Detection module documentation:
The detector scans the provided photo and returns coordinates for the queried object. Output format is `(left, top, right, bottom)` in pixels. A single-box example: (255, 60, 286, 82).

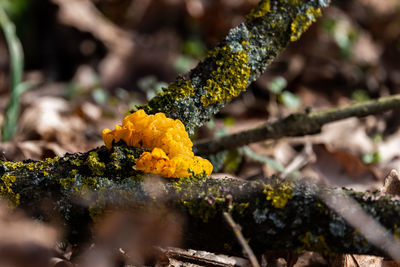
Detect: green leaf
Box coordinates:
(0, 5, 27, 141)
(224, 148, 243, 173)
(268, 76, 287, 94)
(279, 91, 301, 108)
(92, 88, 109, 105)
(223, 117, 235, 126)
(182, 37, 206, 58)
(243, 146, 284, 172)
(351, 89, 370, 103)
(362, 152, 381, 165)
(174, 55, 196, 73)
(137, 76, 167, 100)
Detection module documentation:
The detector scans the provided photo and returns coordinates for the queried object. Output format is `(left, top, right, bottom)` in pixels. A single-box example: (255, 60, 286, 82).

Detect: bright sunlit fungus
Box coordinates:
(102, 109, 213, 178)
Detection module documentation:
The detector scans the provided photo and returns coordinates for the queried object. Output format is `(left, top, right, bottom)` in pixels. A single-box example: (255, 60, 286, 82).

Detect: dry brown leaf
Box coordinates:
(381, 169, 400, 196)
(383, 260, 400, 267)
(332, 150, 377, 179)
(351, 31, 382, 66)
(0, 141, 26, 161)
(357, 0, 400, 15)
(351, 255, 385, 267)
(0, 140, 84, 162)
(158, 247, 250, 267)
(318, 118, 375, 156)
(76, 101, 103, 122)
(0, 203, 59, 267)
(378, 129, 400, 163)
(293, 251, 326, 267)
(49, 257, 74, 267)
(18, 96, 86, 145)
(79, 208, 184, 266)
(51, 0, 134, 55)
(310, 144, 379, 190)
(288, 117, 375, 158)
(330, 254, 384, 267)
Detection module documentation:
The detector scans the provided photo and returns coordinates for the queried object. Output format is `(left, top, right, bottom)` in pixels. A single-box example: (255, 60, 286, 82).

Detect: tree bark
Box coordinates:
(140, 0, 330, 134)
(1, 143, 400, 257)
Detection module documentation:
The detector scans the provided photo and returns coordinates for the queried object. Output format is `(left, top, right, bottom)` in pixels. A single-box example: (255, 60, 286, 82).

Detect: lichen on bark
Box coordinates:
(2, 151, 400, 257)
(140, 0, 330, 134)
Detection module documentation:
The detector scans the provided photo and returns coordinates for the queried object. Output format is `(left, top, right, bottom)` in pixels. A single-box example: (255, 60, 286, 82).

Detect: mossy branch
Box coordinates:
(1, 149, 400, 258)
(140, 0, 330, 134)
(194, 94, 400, 155)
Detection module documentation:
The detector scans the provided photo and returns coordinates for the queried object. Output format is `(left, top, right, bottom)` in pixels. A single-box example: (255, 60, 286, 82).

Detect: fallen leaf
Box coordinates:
(310, 144, 380, 190)
(380, 169, 400, 196)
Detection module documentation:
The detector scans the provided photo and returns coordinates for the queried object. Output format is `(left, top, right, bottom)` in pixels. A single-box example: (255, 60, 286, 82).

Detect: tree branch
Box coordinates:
(140, 0, 330, 134)
(1, 152, 400, 257)
(194, 94, 400, 155)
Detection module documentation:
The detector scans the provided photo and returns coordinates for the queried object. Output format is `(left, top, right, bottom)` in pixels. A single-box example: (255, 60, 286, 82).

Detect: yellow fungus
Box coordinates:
(102, 109, 213, 178)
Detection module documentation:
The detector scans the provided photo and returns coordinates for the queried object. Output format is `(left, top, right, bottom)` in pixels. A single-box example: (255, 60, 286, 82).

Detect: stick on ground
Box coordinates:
(194, 95, 400, 155)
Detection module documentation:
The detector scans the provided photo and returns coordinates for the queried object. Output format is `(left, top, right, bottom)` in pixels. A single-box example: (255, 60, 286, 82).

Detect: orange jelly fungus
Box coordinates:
(102, 109, 213, 178)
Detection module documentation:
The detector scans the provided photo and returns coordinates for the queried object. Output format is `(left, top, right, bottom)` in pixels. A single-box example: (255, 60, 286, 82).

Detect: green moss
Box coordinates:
(201, 45, 251, 106)
(70, 157, 82, 167)
(26, 162, 35, 171)
(44, 156, 59, 165)
(165, 78, 195, 101)
(246, 0, 270, 20)
(172, 175, 228, 222)
(82, 176, 98, 188)
(69, 169, 79, 176)
(263, 182, 293, 209)
(183, 199, 217, 223)
(290, 7, 322, 42)
(284, 0, 301, 6)
(127, 155, 136, 165)
(298, 232, 331, 255)
(233, 202, 249, 215)
(110, 152, 122, 170)
(2, 161, 24, 170)
(85, 152, 106, 176)
(60, 177, 77, 189)
(0, 173, 20, 207)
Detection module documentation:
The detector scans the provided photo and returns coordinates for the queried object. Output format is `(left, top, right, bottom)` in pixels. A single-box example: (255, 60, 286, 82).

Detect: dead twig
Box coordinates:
(223, 212, 260, 267)
(194, 94, 400, 155)
(51, 0, 134, 56)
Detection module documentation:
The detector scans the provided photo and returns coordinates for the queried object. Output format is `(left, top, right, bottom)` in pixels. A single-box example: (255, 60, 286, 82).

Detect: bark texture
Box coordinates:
(140, 0, 330, 134)
(1, 143, 400, 257)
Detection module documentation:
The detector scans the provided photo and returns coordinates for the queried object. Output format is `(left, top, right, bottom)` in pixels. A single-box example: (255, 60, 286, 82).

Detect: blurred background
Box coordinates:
(0, 0, 400, 189)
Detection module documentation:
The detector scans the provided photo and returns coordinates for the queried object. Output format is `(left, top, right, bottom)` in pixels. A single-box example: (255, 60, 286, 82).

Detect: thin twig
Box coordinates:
(280, 143, 314, 179)
(223, 212, 260, 267)
(194, 94, 400, 155)
(51, 0, 134, 55)
(350, 254, 361, 267)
